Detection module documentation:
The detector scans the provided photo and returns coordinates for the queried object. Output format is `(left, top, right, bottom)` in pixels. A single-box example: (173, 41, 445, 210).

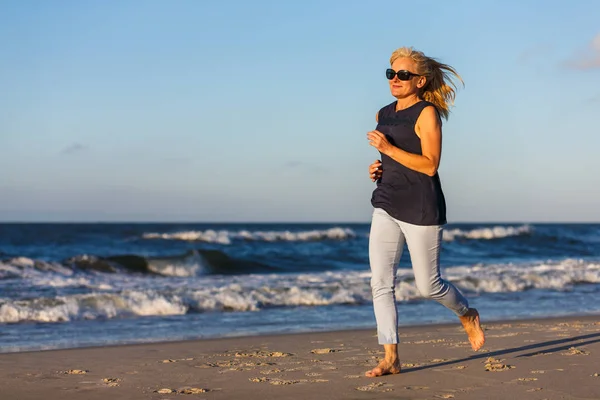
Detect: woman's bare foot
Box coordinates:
(459, 308, 485, 351)
(365, 359, 401, 377)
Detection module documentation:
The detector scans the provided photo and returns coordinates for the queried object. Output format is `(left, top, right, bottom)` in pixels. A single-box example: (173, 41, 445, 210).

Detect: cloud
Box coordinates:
(588, 94, 600, 103)
(60, 143, 87, 155)
(564, 33, 600, 70)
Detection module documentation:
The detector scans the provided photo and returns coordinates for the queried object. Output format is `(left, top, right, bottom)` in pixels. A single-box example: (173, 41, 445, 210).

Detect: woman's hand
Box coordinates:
(367, 130, 392, 155)
(369, 160, 382, 182)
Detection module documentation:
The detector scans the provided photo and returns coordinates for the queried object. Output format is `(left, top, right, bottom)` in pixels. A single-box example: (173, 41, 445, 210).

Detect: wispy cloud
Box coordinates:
(60, 143, 87, 155)
(588, 94, 600, 103)
(564, 33, 600, 70)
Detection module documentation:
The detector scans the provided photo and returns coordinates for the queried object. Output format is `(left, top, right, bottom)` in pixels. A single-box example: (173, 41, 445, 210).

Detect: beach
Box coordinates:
(2, 315, 599, 400)
(2, 223, 599, 398)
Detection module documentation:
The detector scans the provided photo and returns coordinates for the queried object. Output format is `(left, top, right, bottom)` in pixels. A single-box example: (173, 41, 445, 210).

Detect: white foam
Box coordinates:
(0, 260, 69, 280)
(143, 230, 232, 244)
(0, 291, 187, 323)
(146, 252, 207, 277)
(9, 257, 36, 268)
(32, 276, 113, 290)
(1, 258, 599, 324)
(443, 225, 531, 241)
(142, 227, 356, 244)
(0, 259, 110, 289)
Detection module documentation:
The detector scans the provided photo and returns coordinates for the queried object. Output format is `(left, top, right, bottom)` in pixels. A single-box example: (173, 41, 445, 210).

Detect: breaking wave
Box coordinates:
(443, 225, 532, 241)
(0, 250, 278, 280)
(141, 225, 532, 245)
(1, 258, 598, 324)
(142, 227, 356, 244)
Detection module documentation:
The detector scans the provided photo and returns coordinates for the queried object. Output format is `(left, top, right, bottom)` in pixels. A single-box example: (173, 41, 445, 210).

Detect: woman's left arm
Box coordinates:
(366, 106, 441, 177)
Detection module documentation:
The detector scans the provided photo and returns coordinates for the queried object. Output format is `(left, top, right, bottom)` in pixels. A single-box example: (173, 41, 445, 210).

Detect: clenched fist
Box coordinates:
(369, 160, 382, 182)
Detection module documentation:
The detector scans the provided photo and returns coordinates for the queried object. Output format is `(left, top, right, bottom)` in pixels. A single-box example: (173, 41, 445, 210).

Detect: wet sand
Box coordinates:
(1, 315, 599, 400)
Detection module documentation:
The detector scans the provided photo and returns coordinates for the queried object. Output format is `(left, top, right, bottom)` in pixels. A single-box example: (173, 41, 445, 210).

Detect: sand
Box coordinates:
(1, 315, 599, 400)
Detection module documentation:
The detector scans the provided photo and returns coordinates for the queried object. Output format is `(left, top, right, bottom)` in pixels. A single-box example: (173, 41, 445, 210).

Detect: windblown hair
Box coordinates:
(390, 47, 464, 120)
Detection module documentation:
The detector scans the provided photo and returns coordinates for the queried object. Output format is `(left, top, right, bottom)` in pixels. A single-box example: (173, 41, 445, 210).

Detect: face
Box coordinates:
(388, 57, 427, 99)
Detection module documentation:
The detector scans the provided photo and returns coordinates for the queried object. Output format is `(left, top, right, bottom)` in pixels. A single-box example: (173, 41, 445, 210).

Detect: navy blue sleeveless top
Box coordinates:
(370, 100, 447, 226)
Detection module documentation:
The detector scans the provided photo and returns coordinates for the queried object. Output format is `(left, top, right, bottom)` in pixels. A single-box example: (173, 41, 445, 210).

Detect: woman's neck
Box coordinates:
(395, 95, 421, 111)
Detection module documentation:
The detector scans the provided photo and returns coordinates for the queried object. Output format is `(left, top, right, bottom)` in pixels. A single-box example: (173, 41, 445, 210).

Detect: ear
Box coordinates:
(417, 76, 427, 89)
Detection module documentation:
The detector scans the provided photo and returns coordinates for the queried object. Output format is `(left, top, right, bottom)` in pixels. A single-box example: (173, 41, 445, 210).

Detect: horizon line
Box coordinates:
(0, 220, 598, 225)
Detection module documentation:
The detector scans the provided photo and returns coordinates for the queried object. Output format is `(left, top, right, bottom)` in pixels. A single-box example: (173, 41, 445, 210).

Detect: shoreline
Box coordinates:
(4, 311, 600, 355)
(2, 314, 599, 399)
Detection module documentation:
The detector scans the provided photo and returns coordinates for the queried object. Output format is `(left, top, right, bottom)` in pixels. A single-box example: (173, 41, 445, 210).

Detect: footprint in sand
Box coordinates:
(62, 369, 89, 375)
(250, 377, 297, 385)
(179, 388, 210, 394)
(155, 387, 209, 394)
(202, 360, 275, 370)
(356, 382, 392, 392)
(526, 388, 543, 392)
(562, 347, 590, 356)
(401, 362, 420, 368)
(250, 377, 314, 385)
(484, 357, 515, 372)
(260, 368, 282, 375)
(235, 351, 293, 358)
(268, 379, 300, 386)
(102, 378, 121, 387)
(305, 372, 322, 377)
(311, 348, 339, 354)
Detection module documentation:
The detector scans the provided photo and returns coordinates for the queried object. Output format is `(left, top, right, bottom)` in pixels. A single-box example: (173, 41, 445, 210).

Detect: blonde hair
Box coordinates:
(390, 47, 464, 120)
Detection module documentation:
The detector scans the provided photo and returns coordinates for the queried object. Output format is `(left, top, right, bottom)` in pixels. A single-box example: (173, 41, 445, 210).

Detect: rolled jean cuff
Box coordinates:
(455, 305, 470, 317)
(378, 330, 399, 345)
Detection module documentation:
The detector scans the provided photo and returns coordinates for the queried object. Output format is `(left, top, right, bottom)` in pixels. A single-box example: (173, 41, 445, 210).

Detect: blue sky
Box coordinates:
(1, 0, 599, 222)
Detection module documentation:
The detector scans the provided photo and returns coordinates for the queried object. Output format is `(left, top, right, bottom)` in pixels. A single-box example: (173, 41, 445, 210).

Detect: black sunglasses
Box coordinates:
(386, 68, 420, 80)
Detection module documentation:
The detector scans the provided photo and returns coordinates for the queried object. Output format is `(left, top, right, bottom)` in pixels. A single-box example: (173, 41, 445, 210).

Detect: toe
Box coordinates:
(365, 367, 382, 377)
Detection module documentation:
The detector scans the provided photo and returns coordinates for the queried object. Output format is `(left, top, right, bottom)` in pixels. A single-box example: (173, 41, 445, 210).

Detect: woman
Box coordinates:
(365, 47, 485, 378)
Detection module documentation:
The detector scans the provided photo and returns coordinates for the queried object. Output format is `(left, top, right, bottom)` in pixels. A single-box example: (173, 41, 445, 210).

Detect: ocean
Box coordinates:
(1, 222, 599, 353)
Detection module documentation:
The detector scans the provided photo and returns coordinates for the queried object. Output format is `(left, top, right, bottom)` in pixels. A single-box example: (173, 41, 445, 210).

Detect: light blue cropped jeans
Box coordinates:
(369, 207, 469, 344)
